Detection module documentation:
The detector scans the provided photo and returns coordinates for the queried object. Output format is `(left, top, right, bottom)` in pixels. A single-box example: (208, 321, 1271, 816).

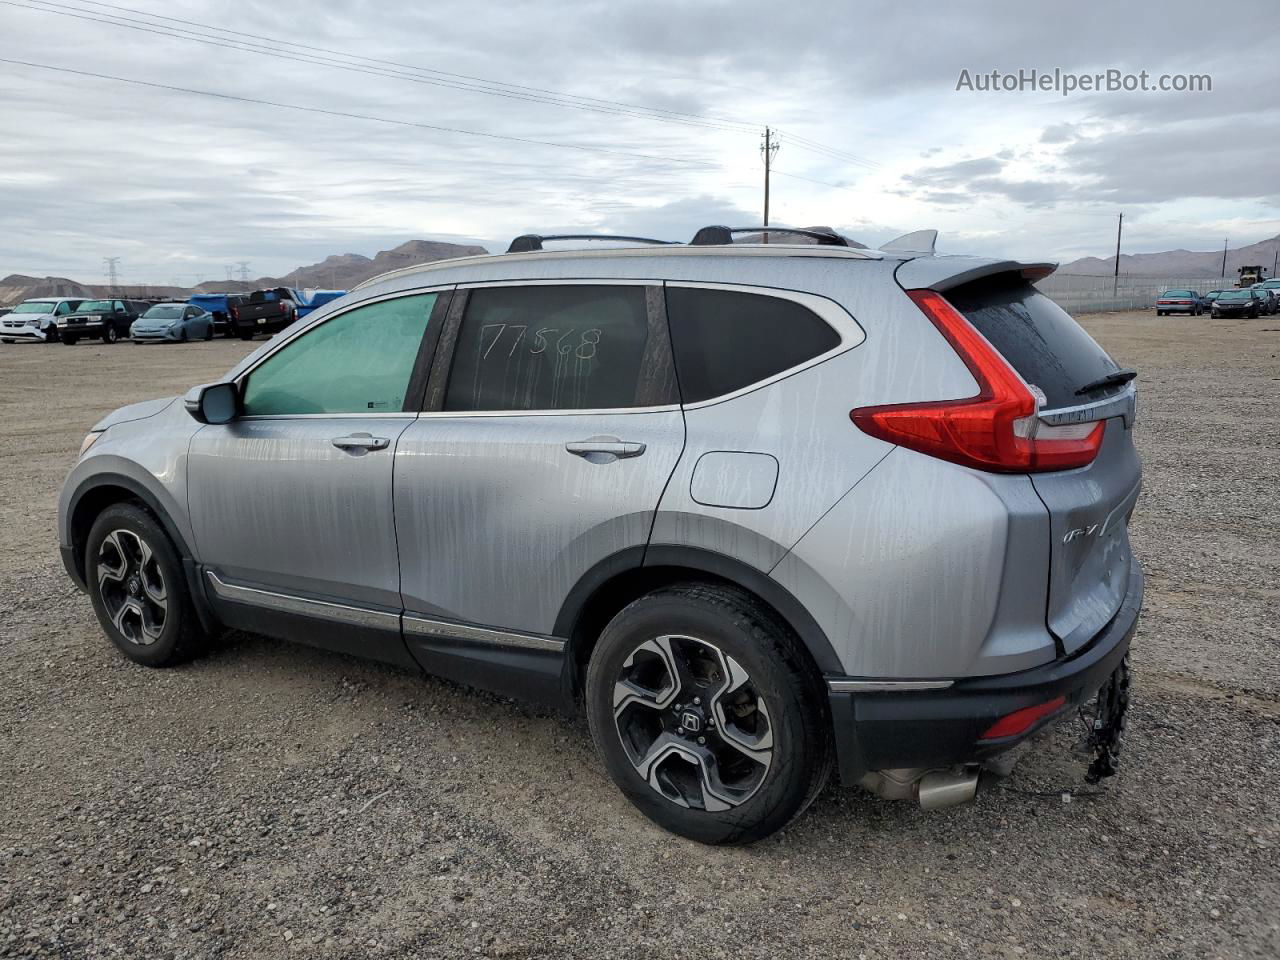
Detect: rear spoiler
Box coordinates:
(894, 256, 1058, 292)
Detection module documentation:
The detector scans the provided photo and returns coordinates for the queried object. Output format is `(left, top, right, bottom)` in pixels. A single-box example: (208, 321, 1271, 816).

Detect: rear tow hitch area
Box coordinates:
(1079, 655, 1132, 783)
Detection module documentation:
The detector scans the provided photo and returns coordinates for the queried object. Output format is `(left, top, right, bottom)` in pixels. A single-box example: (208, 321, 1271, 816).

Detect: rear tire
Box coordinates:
(586, 583, 832, 845)
(84, 502, 211, 667)
(62, 336, 78, 345)
(204, 323, 214, 341)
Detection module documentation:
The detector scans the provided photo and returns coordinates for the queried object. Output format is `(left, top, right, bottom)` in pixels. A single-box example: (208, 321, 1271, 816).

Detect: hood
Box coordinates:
(6, 310, 55, 322)
(91, 396, 178, 431)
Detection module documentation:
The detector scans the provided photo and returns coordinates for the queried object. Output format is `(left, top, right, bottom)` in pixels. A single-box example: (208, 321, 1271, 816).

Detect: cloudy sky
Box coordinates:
(2, 0, 1278, 286)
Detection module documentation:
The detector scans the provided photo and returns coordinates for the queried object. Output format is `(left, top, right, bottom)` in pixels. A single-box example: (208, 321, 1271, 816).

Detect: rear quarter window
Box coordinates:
(945, 276, 1121, 408)
(665, 286, 842, 404)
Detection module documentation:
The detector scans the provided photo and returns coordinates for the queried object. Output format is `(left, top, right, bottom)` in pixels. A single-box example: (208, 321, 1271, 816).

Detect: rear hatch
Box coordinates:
(946, 276, 1141, 654)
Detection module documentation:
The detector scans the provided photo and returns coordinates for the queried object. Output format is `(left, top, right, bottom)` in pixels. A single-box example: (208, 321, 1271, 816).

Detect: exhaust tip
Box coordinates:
(916, 769, 980, 811)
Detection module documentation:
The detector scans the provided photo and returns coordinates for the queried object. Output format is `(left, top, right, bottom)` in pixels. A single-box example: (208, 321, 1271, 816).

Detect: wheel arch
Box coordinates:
(64, 473, 218, 634)
(555, 544, 844, 701)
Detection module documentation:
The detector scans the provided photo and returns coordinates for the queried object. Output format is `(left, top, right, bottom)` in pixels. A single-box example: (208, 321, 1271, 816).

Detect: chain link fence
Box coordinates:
(1036, 273, 1240, 314)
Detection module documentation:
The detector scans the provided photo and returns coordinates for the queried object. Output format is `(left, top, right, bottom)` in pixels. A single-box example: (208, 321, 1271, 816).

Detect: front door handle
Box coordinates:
(332, 433, 390, 451)
(565, 438, 646, 461)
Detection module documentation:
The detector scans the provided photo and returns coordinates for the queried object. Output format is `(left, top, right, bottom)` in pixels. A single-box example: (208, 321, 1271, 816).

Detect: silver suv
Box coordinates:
(58, 227, 1143, 844)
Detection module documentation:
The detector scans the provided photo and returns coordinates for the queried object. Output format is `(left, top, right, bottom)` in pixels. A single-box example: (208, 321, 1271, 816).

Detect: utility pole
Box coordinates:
(1221, 238, 1228, 280)
(761, 127, 779, 242)
(1112, 212, 1123, 295)
(1272, 246, 1277, 279)
(103, 257, 120, 296)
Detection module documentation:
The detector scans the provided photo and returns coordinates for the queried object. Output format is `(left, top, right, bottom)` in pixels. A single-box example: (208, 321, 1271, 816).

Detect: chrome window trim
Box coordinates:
(236, 412, 419, 422)
(667, 281, 866, 410)
(205, 571, 400, 630)
(827, 679, 955, 693)
(1039, 382, 1137, 429)
(414, 404, 681, 420)
(402, 613, 566, 653)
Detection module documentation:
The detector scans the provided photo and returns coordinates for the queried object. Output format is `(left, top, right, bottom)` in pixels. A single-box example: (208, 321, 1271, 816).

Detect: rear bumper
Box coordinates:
(827, 558, 1143, 782)
(1156, 304, 1196, 313)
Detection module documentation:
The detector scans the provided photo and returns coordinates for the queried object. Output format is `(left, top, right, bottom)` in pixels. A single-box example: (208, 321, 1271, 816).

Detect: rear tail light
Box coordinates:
(979, 696, 1067, 740)
(849, 289, 1105, 473)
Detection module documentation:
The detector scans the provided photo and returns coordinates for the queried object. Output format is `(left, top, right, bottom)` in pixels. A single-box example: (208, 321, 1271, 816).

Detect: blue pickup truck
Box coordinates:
(187, 293, 247, 336)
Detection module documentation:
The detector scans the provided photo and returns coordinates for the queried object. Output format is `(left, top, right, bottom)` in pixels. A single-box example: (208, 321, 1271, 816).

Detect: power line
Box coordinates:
(0, 58, 727, 171)
(6, 0, 757, 136)
(7, 0, 880, 170)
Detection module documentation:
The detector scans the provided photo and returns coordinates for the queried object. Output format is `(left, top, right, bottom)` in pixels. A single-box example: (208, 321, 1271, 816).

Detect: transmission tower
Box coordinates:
(225, 265, 235, 283)
(103, 257, 121, 295)
(236, 262, 252, 284)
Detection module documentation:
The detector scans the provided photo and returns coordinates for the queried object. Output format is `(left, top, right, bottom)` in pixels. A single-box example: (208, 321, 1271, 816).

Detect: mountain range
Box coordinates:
(0, 239, 488, 307)
(1060, 233, 1280, 278)
(5, 233, 1279, 307)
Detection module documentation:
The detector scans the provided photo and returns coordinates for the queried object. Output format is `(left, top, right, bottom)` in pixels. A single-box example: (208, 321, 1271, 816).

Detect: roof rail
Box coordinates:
(689, 225, 850, 247)
(506, 234, 675, 253)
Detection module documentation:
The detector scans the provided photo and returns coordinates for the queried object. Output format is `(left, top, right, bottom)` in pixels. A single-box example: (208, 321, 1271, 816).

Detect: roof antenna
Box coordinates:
(881, 230, 938, 255)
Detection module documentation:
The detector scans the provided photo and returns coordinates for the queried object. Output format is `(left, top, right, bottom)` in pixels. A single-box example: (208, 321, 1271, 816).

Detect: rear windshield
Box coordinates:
(1162, 290, 1194, 297)
(945, 276, 1121, 408)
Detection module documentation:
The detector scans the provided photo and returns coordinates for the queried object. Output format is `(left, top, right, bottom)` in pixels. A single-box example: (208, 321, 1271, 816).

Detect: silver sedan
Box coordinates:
(130, 303, 215, 343)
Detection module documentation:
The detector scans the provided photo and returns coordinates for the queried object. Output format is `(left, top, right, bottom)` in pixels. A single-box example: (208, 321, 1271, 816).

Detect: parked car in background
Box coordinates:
(58, 299, 150, 344)
(0, 297, 84, 343)
(1155, 289, 1203, 316)
(1201, 289, 1226, 310)
(230, 287, 301, 339)
(296, 289, 347, 318)
(1211, 289, 1261, 318)
(1250, 286, 1277, 316)
(187, 293, 247, 336)
(130, 302, 214, 342)
(58, 229, 1142, 844)
(0, 306, 11, 317)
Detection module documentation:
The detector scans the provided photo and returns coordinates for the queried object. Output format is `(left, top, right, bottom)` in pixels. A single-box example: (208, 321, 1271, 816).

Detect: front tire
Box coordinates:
(62, 336, 78, 345)
(85, 503, 210, 667)
(103, 325, 119, 344)
(586, 583, 831, 845)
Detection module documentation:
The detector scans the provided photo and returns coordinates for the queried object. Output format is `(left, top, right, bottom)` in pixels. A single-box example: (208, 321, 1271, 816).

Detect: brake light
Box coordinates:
(849, 290, 1105, 472)
(979, 696, 1067, 740)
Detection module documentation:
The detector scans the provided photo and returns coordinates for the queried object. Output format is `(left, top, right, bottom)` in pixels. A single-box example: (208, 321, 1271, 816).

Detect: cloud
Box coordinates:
(0, 0, 1278, 282)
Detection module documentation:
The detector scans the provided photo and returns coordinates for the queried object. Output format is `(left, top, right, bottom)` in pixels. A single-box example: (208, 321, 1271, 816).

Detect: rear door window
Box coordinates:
(945, 276, 1121, 408)
(443, 284, 673, 411)
(664, 286, 841, 404)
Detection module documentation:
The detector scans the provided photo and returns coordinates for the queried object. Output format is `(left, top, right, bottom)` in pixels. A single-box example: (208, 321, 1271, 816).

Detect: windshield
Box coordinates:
(143, 304, 184, 319)
(76, 300, 114, 313)
(12, 301, 57, 314)
(1218, 291, 1249, 300)
(1261, 280, 1280, 289)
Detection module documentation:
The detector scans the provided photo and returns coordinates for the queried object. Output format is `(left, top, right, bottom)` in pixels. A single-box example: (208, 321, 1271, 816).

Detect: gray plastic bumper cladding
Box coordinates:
(826, 558, 1143, 784)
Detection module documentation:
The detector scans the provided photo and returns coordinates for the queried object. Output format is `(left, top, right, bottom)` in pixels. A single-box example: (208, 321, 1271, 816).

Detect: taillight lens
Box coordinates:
(849, 289, 1105, 473)
(979, 696, 1067, 740)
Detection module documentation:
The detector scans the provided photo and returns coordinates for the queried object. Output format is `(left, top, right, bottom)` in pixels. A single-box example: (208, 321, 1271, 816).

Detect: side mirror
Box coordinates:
(184, 382, 240, 424)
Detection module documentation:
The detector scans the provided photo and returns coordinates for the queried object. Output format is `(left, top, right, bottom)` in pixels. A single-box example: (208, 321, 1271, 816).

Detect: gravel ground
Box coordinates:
(1, 313, 1277, 960)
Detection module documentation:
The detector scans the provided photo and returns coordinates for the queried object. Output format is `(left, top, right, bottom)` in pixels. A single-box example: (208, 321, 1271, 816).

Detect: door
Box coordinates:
(393, 283, 685, 699)
(188, 291, 446, 660)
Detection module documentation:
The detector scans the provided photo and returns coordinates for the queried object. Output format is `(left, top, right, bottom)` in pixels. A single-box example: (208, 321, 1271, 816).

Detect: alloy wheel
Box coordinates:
(96, 529, 167, 646)
(612, 634, 773, 812)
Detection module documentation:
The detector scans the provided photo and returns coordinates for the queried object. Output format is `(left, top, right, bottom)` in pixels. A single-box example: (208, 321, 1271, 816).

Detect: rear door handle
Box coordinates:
(332, 433, 390, 451)
(565, 438, 646, 460)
